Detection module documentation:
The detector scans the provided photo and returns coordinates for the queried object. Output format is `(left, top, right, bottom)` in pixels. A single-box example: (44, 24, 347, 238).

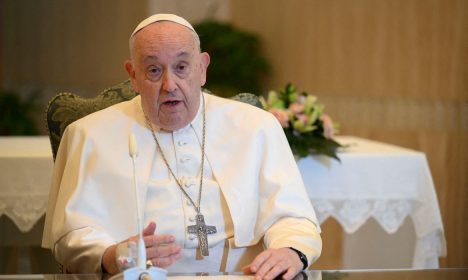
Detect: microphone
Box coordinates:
(129, 133, 139, 158)
(109, 133, 167, 280)
(128, 133, 146, 270)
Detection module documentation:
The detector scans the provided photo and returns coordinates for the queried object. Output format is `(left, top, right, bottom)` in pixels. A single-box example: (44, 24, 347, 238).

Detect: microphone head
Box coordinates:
(128, 133, 139, 158)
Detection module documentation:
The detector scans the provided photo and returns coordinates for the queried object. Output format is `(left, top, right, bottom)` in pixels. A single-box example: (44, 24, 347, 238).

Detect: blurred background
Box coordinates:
(1, 0, 467, 272)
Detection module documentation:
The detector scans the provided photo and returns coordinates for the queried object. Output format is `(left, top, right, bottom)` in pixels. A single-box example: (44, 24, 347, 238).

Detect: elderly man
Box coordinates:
(42, 14, 321, 280)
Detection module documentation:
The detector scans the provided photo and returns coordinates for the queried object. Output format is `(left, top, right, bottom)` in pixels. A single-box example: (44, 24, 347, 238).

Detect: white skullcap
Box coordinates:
(131, 14, 195, 38)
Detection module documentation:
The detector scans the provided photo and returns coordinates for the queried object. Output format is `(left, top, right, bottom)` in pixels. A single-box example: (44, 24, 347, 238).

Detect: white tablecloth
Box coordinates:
(298, 136, 446, 268)
(0, 136, 53, 232)
(0, 136, 446, 269)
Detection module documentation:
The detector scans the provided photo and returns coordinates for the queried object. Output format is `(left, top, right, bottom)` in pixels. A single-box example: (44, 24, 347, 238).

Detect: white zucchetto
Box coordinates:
(131, 13, 195, 38)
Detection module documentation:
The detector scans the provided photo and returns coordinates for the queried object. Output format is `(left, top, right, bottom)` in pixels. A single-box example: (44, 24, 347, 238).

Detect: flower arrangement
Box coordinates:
(260, 83, 342, 161)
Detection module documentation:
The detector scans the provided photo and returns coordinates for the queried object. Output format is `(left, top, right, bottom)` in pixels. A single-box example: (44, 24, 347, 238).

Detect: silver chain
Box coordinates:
(143, 95, 206, 214)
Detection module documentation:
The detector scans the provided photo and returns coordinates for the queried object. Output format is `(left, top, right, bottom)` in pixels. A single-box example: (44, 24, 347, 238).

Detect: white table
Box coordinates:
(0, 136, 53, 233)
(0, 136, 446, 269)
(298, 136, 446, 268)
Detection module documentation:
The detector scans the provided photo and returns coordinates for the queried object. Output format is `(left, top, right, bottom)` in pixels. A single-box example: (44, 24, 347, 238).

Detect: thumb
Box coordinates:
(242, 265, 253, 274)
(143, 221, 156, 236)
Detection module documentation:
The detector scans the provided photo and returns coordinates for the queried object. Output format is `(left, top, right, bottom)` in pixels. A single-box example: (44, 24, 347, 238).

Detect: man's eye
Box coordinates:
(176, 64, 189, 74)
(149, 67, 161, 74)
(147, 67, 162, 79)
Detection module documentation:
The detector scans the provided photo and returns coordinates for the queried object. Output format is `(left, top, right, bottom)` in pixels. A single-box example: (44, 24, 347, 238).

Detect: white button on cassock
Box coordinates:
(178, 177, 186, 185)
(180, 157, 191, 164)
(185, 182, 195, 188)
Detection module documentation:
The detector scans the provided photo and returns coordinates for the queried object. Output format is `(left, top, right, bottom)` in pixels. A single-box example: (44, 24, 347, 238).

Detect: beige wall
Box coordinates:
(0, 0, 230, 100)
(231, 0, 467, 268)
(1, 0, 147, 99)
(148, 0, 230, 23)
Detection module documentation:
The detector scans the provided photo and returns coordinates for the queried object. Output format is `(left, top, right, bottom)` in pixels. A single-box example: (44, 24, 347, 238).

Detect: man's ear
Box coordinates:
(124, 59, 139, 92)
(199, 52, 210, 87)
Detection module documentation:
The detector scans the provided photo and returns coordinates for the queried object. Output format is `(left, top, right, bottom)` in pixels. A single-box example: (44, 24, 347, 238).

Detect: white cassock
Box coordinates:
(42, 92, 322, 273)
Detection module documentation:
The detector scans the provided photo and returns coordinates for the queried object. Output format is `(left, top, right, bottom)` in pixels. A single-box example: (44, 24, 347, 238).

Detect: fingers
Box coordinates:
(140, 221, 181, 269)
(150, 250, 181, 268)
(244, 250, 271, 274)
(242, 265, 253, 274)
(263, 264, 288, 280)
(124, 220, 181, 269)
(144, 234, 177, 247)
(143, 221, 157, 236)
(253, 250, 281, 280)
(243, 248, 302, 280)
(146, 240, 181, 258)
(128, 222, 158, 243)
(146, 238, 181, 268)
(141, 221, 176, 247)
(281, 267, 300, 280)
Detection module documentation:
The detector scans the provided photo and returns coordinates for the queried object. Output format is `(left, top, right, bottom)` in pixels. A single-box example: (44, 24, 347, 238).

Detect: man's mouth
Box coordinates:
(162, 100, 181, 106)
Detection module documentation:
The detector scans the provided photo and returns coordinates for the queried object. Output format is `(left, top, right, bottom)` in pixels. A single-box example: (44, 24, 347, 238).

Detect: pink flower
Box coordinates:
(321, 114, 335, 139)
(289, 102, 304, 114)
(296, 114, 309, 125)
(269, 108, 289, 128)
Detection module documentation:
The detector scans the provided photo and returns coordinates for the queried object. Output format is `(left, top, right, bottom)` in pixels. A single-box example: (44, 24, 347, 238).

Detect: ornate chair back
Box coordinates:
(45, 80, 262, 160)
(46, 80, 135, 160)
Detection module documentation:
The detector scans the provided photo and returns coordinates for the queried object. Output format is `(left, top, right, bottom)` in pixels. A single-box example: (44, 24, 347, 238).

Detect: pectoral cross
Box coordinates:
(187, 214, 217, 256)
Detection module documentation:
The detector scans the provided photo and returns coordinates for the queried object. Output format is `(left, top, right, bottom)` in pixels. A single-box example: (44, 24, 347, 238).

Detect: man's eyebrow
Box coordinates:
(142, 52, 191, 63)
(143, 56, 158, 63)
(177, 51, 192, 58)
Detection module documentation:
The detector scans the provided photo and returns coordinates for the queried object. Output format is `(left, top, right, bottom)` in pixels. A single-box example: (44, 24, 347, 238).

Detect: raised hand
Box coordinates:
(140, 221, 182, 268)
(102, 221, 182, 274)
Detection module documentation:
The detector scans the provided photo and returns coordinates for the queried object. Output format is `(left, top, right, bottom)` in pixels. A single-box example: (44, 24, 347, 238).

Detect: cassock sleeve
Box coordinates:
(54, 227, 116, 272)
(263, 217, 322, 267)
(255, 114, 322, 266)
(43, 123, 118, 273)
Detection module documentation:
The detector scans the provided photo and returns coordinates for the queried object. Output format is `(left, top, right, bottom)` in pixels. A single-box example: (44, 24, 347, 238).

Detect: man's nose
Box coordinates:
(162, 71, 177, 93)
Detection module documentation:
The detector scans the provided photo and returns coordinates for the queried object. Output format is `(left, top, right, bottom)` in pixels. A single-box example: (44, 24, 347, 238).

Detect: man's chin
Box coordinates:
(158, 116, 190, 131)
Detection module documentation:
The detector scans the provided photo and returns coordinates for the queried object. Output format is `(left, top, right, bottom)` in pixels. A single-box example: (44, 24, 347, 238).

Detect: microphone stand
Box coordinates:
(109, 134, 167, 280)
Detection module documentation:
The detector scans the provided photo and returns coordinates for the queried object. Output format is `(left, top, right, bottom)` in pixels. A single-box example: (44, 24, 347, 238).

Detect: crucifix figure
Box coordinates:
(187, 214, 217, 256)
